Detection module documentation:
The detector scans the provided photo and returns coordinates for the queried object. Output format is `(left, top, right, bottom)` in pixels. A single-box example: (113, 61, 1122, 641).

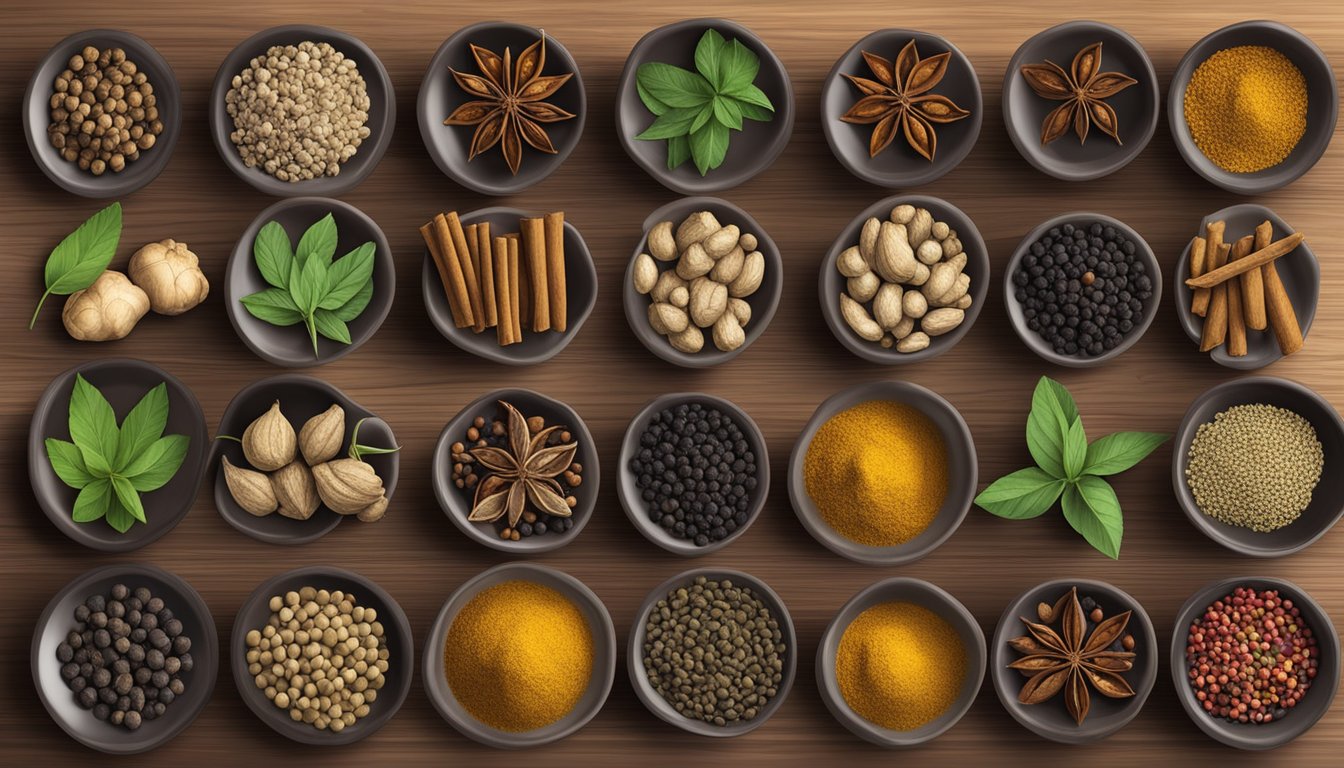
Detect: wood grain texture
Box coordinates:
(3, 0, 1343, 764)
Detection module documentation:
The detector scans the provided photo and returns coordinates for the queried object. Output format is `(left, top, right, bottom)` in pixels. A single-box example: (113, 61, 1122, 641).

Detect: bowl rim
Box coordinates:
(1002, 211, 1162, 368)
(815, 576, 986, 747)
(787, 380, 977, 565)
(207, 23, 396, 198)
(416, 21, 587, 196)
(616, 391, 770, 556)
(614, 17, 795, 195)
(1170, 375, 1344, 557)
(626, 567, 798, 737)
(32, 563, 219, 754)
(421, 561, 617, 748)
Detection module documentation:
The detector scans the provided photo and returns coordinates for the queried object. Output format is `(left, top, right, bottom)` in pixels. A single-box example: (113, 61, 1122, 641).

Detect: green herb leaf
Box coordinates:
(635, 106, 702, 141)
(730, 97, 774, 122)
(689, 102, 715, 134)
(1063, 416, 1088, 480)
(974, 467, 1065, 519)
(253, 220, 294, 290)
(666, 135, 691, 170)
(122, 434, 189, 492)
(331, 279, 374, 322)
(111, 475, 147, 524)
(716, 38, 761, 93)
(72, 477, 112, 523)
(1062, 476, 1123, 559)
(1025, 376, 1078, 478)
(694, 29, 727, 89)
(1036, 376, 1079, 422)
(69, 374, 119, 476)
(636, 62, 715, 108)
(348, 418, 402, 461)
(319, 242, 375, 310)
(712, 96, 743, 130)
(105, 497, 136, 533)
(294, 254, 331, 315)
(45, 438, 95, 489)
(31, 202, 122, 329)
(295, 213, 337, 266)
(689, 120, 729, 175)
(1083, 432, 1170, 476)
(313, 309, 351, 344)
(113, 383, 168, 472)
(722, 82, 773, 111)
(637, 80, 671, 116)
(241, 288, 304, 326)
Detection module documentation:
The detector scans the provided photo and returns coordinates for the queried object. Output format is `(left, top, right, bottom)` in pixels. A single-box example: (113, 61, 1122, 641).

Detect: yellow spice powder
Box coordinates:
(804, 400, 948, 547)
(1184, 45, 1307, 173)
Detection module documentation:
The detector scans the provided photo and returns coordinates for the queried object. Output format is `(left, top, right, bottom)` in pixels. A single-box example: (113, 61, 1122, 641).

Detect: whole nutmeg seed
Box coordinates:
(271, 460, 319, 520)
(243, 401, 296, 472)
(312, 459, 384, 515)
(356, 496, 388, 523)
(299, 404, 345, 466)
(221, 456, 277, 516)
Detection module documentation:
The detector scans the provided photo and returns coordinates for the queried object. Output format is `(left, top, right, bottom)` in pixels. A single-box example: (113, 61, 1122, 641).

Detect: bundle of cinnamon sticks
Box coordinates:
(420, 210, 568, 346)
(1185, 219, 1304, 358)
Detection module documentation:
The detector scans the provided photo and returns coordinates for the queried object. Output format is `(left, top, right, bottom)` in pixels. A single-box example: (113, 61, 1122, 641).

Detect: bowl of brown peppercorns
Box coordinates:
(24, 30, 180, 198)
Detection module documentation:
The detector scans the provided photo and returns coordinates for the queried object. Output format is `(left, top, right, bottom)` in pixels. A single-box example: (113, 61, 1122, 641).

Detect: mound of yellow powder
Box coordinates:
(1184, 45, 1307, 173)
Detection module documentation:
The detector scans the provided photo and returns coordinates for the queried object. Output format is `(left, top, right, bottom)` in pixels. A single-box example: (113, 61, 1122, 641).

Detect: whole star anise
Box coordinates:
(1020, 42, 1137, 146)
(840, 39, 971, 161)
(443, 34, 575, 175)
(467, 400, 576, 528)
(1007, 587, 1137, 725)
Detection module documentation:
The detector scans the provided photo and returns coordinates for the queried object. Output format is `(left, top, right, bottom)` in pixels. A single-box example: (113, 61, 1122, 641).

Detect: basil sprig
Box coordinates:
(30, 202, 123, 329)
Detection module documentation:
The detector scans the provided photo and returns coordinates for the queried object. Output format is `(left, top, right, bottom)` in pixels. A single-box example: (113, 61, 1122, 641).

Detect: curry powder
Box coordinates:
(1184, 46, 1307, 173)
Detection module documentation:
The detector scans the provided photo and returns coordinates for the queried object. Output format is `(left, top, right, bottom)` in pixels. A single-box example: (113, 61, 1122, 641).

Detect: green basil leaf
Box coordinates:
(111, 475, 146, 524)
(105, 496, 136, 533)
(721, 82, 773, 111)
(716, 38, 761, 93)
(113, 383, 168, 471)
(313, 309, 352, 345)
(1062, 416, 1088, 480)
(635, 106, 701, 141)
(72, 477, 112, 523)
(689, 102, 715, 134)
(241, 288, 304, 327)
(331, 279, 373, 322)
(729, 97, 774, 122)
(689, 120, 729, 176)
(32, 202, 122, 327)
(666, 134, 691, 170)
(46, 438, 96, 489)
(1083, 432, 1170, 476)
(1062, 476, 1123, 559)
(1025, 376, 1079, 478)
(712, 95, 743, 130)
(296, 213, 337, 266)
(694, 29, 727, 89)
(253, 220, 294, 290)
(69, 374, 118, 476)
(295, 254, 330, 315)
(636, 62, 715, 108)
(1035, 375, 1079, 423)
(122, 434, 189, 492)
(319, 242, 375, 310)
(974, 467, 1065, 520)
(636, 80, 670, 116)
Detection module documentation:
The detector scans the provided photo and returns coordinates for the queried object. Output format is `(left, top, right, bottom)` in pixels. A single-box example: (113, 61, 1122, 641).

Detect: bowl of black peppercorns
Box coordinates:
(1004, 213, 1161, 367)
(618, 393, 769, 556)
(32, 564, 217, 754)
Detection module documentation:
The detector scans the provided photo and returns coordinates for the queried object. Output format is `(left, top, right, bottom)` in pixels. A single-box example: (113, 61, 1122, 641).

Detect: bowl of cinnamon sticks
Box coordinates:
(1175, 204, 1319, 370)
(419, 207, 597, 366)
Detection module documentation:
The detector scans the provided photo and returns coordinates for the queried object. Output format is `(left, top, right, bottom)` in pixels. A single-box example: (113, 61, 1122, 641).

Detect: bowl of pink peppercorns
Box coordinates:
(1171, 577, 1339, 750)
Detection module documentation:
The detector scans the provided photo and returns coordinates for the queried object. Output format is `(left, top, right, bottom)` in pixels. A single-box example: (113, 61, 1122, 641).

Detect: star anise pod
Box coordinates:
(467, 400, 577, 527)
(839, 39, 971, 161)
(1008, 587, 1137, 725)
(443, 34, 575, 175)
(1020, 42, 1137, 146)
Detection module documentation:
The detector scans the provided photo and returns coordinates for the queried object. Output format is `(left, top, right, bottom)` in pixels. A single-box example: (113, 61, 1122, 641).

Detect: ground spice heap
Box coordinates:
(1183, 46, 1307, 173)
(803, 400, 948, 547)
(835, 602, 966, 731)
(1185, 403, 1322, 532)
(444, 581, 593, 732)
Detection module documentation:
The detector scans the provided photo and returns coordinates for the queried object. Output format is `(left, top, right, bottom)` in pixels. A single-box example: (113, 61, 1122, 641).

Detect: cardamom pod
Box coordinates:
(221, 456, 277, 516)
(311, 458, 385, 515)
(299, 404, 345, 466)
(356, 496, 388, 523)
(242, 401, 297, 472)
(271, 460, 319, 520)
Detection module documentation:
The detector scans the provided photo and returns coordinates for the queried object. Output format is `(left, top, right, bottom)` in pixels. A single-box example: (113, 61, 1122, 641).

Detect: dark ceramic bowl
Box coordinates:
(1002, 21, 1158, 181)
(1169, 21, 1338, 195)
(817, 577, 984, 747)
(431, 388, 598, 553)
(627, 568, 797, 737)
(821, 29, 983, 188)
(623, 196, 783, 368)
(818, 194, 989, 364)
(992, 578, 1158, 744)
(617, 393, 769, 556)
(418, 22, 586, 195)
(1173, 204, 1318, 370)
(1171, 576, 1340, 749)
(1171, 376, 1344, 557)
(29, 359, 208, 552)
(1004, 212, 1161, 368)
(209, 25, 395, 197)
(788, 381, 976, 565)
(212, 375, 399, 546)
(23, 29, 182, 198)
(224, 196, 394, 368)
(33, 564, 218, 754)
(231, 566, 413, 745)
(616, 19, 794, 194)
(421, 207, 597, 366)
(423, 562, 616, 748)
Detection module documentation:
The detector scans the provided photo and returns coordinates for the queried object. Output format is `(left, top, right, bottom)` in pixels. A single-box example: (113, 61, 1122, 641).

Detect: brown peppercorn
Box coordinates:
(47, 45, 163, 175)
(1121, 634, 1135, 651)
(527, 416, 545, 433)
(1081, 271, 1096, 287)
(491, 421, 505, 437)
(499, 528, 512, 540)
(570, 463, 582, 474)
(1089, 608, 1103, 623)
(466, 427, 479, 441)
(473, 416, 485, 429)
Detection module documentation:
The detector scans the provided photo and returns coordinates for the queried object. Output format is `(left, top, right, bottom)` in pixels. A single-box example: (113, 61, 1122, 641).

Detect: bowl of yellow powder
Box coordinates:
(789, 381, 977, 565)
(424, 562, 616, 748)
(1170, 21, 1338, 194)
(817, 576, 984, 747)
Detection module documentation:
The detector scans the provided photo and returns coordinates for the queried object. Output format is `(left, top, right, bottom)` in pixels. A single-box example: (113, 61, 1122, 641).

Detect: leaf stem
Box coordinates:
(29, 290, 51, 330)
(306, 314, 319, 357)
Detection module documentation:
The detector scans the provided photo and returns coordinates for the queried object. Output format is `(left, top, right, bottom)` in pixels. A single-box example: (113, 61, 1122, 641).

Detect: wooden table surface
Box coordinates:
(4, 0, 1342, 764)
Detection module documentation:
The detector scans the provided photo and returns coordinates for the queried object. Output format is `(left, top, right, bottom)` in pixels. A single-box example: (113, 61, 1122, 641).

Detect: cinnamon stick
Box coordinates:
(1199, 243, 1231, 352)
(477, 222, 498, 329)
(1226, 236, 1250, 357)
(1189, 235, 1210, 317)
(1184, 232, 1305, 289)
(493, 234, 514, 345)
(508, 235, 524, 339)
(420, 221, 466, 328)
(1259, 221, 1304, 356)
(429, 215, 473, 328)
(521, 217, 551, 332)
(544, 212, 567, 332)
(446, 212, 485, 333)
(1239, 225, 1268, 331)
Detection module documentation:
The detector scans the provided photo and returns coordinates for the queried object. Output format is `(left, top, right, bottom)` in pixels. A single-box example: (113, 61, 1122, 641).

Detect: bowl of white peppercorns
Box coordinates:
(209, 25, 395, 197)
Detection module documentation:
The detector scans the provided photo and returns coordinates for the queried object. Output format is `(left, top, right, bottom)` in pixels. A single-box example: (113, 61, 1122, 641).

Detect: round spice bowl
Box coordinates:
(212, 374, 399, 546)
(991, 578, 1158, 744)
(1170, 576, 1340, 749)
(788, 380, 977, 565)
(1169, 21, 1338, 195)
(417, 22, 586, 196)
(627, 568, 797, 737)
(617, 393, 769, 555)
(616, 18, 795, 195)
(32, 563, 218, 754)
(224, 196, 395, 368)
(28, 358, 208, 553)
(818, 194, 989, 364)
(431, 388, 599, 553)
(421, 206, 598, 366)
(820, 29, 983, 188)
(1003, 212, 1161, 368)
(231, 565, 413, 745)
(1173, 204, 1319, 370)
(422, 562, 616, 748)
(623, 196, 783, 368)
(817, 577, 985, 747)
(208, 24, 395, 198)
(23, 29, 182, 198)
(1171, 376, 1344, 558)
(1002, 20, 1159, 182)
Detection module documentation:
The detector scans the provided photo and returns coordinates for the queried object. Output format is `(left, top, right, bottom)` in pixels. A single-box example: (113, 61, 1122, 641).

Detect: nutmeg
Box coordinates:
(271, 460, 319, 520)
(299, 404, 345, 466)
(243, 401, 296, 472)
(312, 458, 385, 515)
(221, 456, 277, 516)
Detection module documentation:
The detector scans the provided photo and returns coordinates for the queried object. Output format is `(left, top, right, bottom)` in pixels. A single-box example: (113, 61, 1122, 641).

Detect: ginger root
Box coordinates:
(62, 270, 149, 341)
(128, 239, 209, 315)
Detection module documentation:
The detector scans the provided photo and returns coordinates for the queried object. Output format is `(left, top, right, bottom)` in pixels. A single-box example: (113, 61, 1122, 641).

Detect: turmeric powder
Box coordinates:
(803, 400, 948, 547)
(1183, 46, 1307, 173)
